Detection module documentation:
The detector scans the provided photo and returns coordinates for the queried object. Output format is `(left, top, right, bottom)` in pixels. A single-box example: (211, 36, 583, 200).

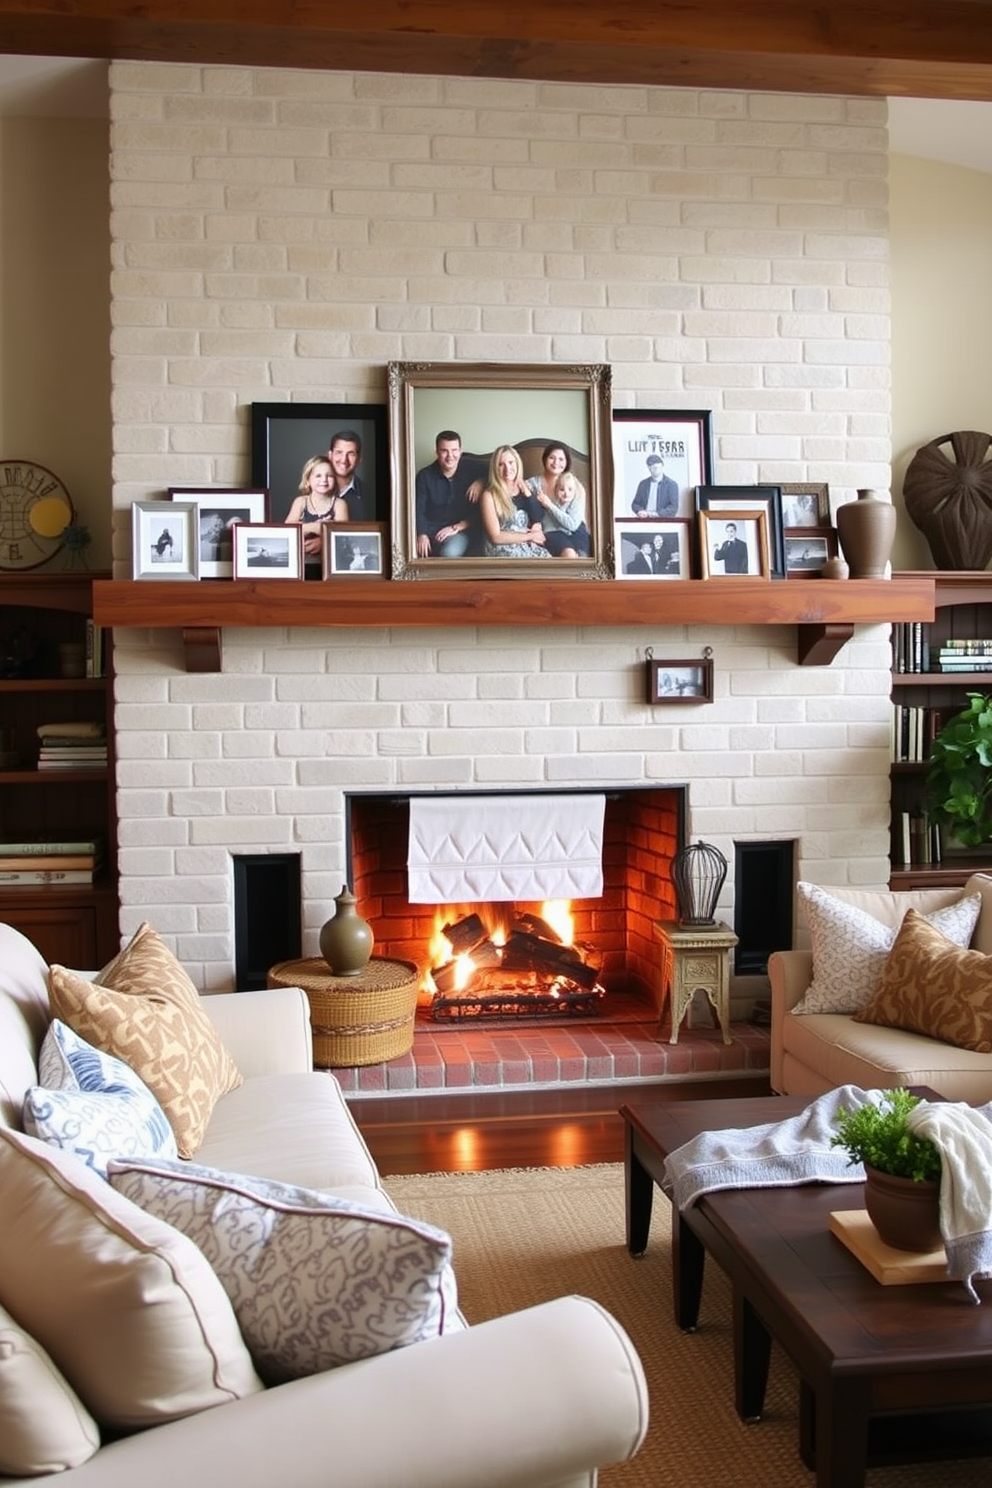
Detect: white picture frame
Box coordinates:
(131, 500, 199, 581)
(232, 522, 303, 579)
(168, 487, 268, 579)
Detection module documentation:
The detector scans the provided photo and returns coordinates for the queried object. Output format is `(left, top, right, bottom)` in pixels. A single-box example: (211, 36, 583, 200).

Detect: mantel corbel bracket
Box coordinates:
(796, 622, 854, 666)
(182, 626, 222, 672)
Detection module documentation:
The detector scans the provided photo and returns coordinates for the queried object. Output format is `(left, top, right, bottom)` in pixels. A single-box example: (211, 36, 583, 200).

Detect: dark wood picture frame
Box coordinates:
(320, 522, 388, 580)
(646, 656, 714, 704)
(785, 527, 837, 576)
(696, 484, 785, 579)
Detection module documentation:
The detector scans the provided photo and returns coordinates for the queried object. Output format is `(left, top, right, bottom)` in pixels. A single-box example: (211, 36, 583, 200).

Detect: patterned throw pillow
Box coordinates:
(854, 909, 992, 1053)
(791, 884, 982, 1016)
(108, 1157, 465, 1385)
(0, 1302, 100, 1477)
(0, 1129, 262, 1430)
(23, 1020, 178, 1177)
(47, 922, 241, 1158)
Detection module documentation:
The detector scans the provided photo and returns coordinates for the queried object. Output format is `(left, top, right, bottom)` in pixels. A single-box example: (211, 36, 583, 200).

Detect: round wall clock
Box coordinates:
(0, 460, 74, 571)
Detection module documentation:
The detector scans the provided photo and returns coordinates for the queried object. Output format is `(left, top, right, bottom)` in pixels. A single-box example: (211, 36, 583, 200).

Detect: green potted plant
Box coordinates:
(831, 1088, 942, 1252)
(925, 691, 992, 849)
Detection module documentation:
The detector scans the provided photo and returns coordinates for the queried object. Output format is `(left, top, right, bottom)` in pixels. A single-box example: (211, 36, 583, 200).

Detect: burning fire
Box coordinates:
(425, 900, 575, 995)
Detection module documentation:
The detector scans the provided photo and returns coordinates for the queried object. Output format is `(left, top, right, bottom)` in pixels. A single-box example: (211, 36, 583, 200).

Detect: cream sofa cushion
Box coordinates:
(109, 1157, 464, 1385)
(48, 922, 242, 1158)
(0, 1128, 262, 1429)
(0, 1302, 100, 1476)
(791, 882, 981, 1015)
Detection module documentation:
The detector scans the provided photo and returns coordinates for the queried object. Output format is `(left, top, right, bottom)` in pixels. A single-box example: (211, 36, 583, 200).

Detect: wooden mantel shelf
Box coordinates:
(92, 575, 936, 672)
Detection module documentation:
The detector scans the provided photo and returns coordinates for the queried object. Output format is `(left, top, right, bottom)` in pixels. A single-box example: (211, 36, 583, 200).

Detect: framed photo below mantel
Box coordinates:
(387, 361, 613, 580)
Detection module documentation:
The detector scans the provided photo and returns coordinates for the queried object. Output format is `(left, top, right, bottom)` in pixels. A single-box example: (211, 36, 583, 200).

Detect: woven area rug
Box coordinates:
(387, 1164, 987, 1488)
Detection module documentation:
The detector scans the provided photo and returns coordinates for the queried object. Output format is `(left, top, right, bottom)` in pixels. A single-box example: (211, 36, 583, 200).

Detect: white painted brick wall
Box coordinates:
(108, 64, 892, 990)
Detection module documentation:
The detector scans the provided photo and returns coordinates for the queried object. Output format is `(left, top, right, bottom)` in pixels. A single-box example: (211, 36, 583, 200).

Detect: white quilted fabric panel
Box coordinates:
(407, 792, 605, 903)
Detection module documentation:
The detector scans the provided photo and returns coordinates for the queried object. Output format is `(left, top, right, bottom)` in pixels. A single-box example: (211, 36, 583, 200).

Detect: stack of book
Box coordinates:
(0, 837, 105, 885)
(936, 640, 992, 673)
(36, 721, 108, 770)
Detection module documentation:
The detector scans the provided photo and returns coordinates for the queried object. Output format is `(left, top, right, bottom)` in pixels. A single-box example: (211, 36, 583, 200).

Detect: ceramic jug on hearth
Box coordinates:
(319, 885, 374, 977)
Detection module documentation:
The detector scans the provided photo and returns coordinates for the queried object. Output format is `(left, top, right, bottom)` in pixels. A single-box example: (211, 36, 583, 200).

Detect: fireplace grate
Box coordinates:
(431, 986, 606, 1021)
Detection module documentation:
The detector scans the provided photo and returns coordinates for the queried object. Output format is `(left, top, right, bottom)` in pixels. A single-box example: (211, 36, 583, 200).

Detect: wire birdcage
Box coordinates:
(671, 840, 728, 926)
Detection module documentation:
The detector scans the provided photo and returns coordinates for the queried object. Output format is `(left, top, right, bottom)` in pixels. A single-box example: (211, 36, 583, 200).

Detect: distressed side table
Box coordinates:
(652, 920, 738, 1044)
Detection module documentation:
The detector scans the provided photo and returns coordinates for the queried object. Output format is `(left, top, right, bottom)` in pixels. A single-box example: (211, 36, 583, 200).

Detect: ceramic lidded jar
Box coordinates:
(835, 489, 897, 579)
(319, 884, 374, 977)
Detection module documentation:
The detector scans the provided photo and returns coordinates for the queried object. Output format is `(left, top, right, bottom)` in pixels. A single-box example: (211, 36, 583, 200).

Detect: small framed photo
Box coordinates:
(780, 483, 830, 528)
(232, 523, 303, 579)
(168, 487, 268, 579)
(132, 501, 199, 581)
(321, 522, 388, 579)
(646, 657, 714, 704)
(785, 529, 837, 576)
(612, 410, 713, 521)
(615, 519, 692, 579)
(699, 508, 770, 579)
(696, 484, 785, 579)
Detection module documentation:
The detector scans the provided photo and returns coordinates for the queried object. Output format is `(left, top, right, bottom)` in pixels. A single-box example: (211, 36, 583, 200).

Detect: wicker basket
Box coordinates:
(267, 956, 420, 1068)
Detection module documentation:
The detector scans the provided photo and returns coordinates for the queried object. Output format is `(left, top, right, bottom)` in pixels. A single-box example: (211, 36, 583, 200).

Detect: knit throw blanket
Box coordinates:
(662, 1087, 992, 1304)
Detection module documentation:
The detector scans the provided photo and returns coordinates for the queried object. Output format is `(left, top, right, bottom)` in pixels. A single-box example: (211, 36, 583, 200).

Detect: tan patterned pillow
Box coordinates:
(48, 923, 241, 1158)
(853, 909, 992, 1053)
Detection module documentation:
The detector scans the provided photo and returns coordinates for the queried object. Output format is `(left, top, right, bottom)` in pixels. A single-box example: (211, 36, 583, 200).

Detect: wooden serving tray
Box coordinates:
(830, 1209, 949, 1285)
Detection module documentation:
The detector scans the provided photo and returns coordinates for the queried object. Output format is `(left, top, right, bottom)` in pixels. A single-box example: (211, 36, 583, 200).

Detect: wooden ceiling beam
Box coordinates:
(2, 1, 992, 101)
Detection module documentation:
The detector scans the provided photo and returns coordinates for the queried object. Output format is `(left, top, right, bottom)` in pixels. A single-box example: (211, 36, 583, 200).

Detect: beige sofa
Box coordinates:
(769, 873, 992, 1103)
(0, 921, 648, 1487)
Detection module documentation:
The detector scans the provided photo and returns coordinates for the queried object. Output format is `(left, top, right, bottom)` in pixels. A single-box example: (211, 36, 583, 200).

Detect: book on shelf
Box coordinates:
(85, 619, 105, 678)
(897, 811, 942, 868)
(0, 837, 104, 856)
(0, 853, 101, 871)
(0, 869, 94, 885)
(36, 720, 105, 740)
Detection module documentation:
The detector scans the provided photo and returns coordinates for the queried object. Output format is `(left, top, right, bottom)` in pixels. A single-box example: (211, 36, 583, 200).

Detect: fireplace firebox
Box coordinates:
(346, 787, 685, 1018)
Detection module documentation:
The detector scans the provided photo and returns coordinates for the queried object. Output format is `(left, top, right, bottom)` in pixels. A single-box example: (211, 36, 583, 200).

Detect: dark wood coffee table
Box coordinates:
(622, 1094, 992, 1488)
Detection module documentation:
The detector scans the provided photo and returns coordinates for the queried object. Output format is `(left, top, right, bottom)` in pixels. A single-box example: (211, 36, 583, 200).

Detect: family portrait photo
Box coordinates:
(388, 361, 612, 579)
(250, 404, 390, 566)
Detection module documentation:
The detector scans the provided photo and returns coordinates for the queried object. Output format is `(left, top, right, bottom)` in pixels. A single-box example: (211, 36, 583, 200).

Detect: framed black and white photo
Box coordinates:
(696, 484, 785, 579)
(780, 482, 830, 528)
(699, 508, 770, 579)
(646, 657, 714, 704)
(785, 529, 836, 576)
(387, 360, 612, 580)
(250, 403, 389, 527)
(168, 487, 267, 579)
(612, 409, 713, 522)
(321, 522, 387, 580)
(615, 519, 692, 579)
(232, 522, 303, 580)
(131, 500, 199, 581)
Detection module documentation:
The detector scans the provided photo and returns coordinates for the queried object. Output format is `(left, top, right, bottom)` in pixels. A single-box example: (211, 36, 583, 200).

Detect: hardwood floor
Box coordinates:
(349, 1074, 772, 1175)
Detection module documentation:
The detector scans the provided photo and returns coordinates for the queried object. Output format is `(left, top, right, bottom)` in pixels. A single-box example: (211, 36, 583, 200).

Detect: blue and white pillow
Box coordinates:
(23, 1020, 178, 1177)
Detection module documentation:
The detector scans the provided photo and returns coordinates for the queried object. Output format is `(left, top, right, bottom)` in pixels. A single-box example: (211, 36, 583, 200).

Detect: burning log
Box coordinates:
(441, 913, 487, 955)
(499, 929, 601, 990)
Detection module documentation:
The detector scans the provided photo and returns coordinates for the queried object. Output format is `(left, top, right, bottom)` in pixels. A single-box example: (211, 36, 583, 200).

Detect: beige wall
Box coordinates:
(890, 153, 992, 572)
(0, 116, 112, 566)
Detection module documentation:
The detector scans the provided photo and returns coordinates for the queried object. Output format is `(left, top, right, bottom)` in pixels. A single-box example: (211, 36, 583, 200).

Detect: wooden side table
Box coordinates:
(652, 920, 738, 1045)
(267, 955, 419, 1068)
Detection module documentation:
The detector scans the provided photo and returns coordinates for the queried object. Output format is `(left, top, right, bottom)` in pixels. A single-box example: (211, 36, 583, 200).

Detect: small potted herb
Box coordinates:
(831, 1088, 942, 1252)
(925, 691, 992, 849)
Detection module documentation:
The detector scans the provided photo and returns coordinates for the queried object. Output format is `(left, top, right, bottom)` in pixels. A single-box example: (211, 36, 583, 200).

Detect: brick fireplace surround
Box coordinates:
(104, 63, 896, 1094)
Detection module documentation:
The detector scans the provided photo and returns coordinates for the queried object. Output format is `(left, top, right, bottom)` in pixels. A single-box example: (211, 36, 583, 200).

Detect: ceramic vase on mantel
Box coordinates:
(319, 885, 374, 977)
(835, 489, 897, 579)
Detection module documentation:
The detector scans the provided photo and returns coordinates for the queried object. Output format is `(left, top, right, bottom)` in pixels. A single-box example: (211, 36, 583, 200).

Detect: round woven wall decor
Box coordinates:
(903, 429, 992, 570)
